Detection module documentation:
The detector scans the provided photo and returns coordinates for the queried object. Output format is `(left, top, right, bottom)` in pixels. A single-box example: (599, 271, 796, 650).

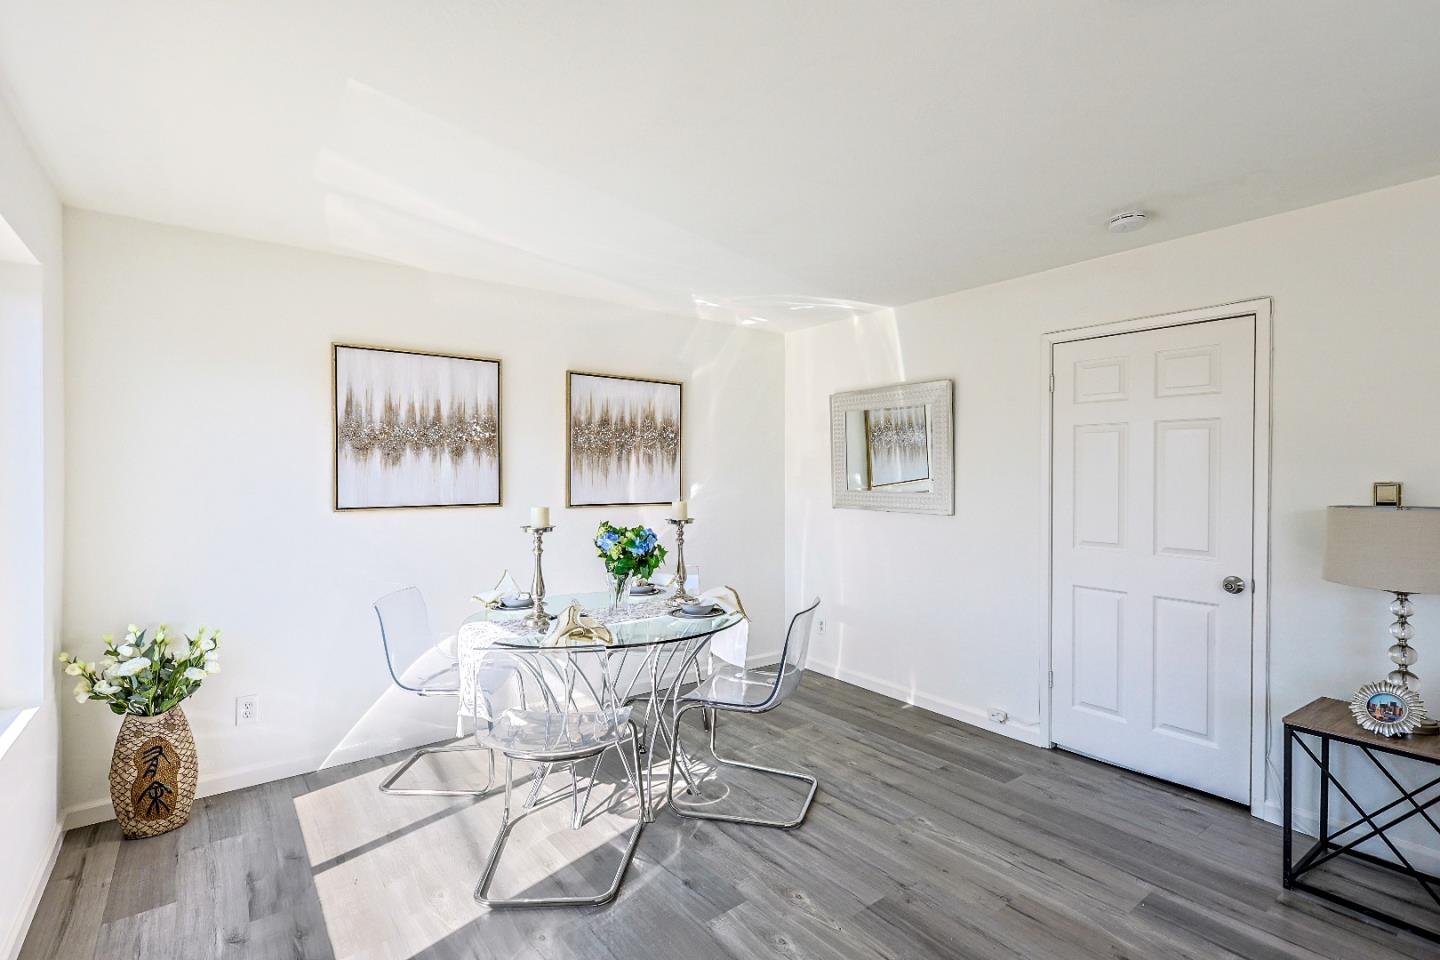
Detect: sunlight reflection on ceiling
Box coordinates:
(314, 79, 851, 327)
(691, 294, 891, 332)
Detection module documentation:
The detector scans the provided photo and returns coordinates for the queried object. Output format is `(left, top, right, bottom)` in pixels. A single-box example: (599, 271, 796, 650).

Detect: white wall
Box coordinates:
(0, 88, 65, 960)
(61, 210, 785, 821)
(786, 174, 1440, 846)
(0, 260, 43, 707)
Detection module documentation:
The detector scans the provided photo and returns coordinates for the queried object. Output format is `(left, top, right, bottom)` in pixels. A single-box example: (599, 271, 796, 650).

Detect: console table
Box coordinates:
(1283, 697, 1440, 941)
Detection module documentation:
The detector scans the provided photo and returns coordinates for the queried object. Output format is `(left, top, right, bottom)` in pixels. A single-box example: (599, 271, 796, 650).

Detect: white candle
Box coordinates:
(672, 499, 688, 521)
(530, 506, 550, 528)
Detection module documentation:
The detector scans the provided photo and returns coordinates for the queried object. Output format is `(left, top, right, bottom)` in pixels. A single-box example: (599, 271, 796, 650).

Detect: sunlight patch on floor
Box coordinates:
(302, 754, 641, 959)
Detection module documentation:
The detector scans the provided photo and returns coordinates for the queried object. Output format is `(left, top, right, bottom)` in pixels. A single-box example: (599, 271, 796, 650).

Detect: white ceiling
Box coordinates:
(3, 1, 1440, 330)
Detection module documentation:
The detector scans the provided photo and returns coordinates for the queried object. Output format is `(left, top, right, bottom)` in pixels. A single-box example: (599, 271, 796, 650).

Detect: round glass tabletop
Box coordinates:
(460, 590, 743, 650)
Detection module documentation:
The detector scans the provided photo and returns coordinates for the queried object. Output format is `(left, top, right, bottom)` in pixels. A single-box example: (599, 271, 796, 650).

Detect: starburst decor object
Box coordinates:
(1349, 680, 1427, 737)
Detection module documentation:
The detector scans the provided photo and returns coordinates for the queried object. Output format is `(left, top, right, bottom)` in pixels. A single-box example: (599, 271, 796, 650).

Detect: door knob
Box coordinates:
(1222, 576, 1247, 595)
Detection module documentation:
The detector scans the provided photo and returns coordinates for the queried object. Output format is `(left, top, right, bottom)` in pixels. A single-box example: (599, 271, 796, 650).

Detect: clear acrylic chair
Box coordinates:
(374, 586, 496, 797)
(471, 646, 646, 907)
(666, 597, 821, 828)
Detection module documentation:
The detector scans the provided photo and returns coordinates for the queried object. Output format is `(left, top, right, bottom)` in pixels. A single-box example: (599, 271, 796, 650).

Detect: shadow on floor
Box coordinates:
(20, 672, 1440, 960)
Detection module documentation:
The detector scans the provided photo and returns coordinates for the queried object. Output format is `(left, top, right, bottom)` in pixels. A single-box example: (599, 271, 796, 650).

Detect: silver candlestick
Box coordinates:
(667, 517, 696, 602)
(521, 524, 555, 629)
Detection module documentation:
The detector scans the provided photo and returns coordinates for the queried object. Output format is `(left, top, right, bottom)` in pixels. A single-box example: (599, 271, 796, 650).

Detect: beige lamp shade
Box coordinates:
(1323, 506, 1440, 594)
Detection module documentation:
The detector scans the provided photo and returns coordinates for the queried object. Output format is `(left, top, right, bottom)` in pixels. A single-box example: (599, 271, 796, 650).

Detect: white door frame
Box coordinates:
(1038, 298, 1273, 817)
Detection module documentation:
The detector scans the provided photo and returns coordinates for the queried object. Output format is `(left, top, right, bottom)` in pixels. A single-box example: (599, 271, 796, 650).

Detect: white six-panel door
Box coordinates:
(1051, 316, 1255, 802)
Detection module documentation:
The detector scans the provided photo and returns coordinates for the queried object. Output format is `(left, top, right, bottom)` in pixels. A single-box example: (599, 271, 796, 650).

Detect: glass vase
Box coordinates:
(607, 571, 633, 611)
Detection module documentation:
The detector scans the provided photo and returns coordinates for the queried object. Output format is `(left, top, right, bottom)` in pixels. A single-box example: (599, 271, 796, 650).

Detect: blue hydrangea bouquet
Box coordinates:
(594, 521, 667, 608)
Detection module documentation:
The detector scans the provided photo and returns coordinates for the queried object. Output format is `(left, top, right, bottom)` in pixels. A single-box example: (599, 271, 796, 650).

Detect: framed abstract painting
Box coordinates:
(567, 371, 682, 507)
(333, 343, 501, 510)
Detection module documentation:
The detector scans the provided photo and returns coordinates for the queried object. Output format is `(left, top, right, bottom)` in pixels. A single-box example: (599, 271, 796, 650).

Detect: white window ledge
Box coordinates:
(0, 705, 39, 762)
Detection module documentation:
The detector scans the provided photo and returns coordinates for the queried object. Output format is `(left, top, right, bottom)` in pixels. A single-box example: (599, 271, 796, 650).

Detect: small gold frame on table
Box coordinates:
(1372, 481, 1403, 507)
(1349, 680, 1427, 737)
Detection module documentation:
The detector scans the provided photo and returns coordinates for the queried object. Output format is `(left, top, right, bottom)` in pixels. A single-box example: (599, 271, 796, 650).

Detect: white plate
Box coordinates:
(671, 606, 724, 619)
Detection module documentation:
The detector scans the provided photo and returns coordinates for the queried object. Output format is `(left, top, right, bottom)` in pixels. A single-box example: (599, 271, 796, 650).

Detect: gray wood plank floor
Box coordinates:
(19, 673, 1438, 959)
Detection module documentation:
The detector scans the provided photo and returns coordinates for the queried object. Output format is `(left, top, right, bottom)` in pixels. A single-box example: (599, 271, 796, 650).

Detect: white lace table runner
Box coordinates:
(454, 596, 681, 720)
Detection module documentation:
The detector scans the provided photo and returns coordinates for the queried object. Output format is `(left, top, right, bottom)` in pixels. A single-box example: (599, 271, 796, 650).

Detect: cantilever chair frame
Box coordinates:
(665, 598, 822, 829)
(374, 587, 498, 799)
(471, 648, 648, 908)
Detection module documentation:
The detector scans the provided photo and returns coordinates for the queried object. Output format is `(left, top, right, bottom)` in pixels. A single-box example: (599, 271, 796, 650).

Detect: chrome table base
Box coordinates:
(607, 635, 713, 818)
(461, 615, 776, 909)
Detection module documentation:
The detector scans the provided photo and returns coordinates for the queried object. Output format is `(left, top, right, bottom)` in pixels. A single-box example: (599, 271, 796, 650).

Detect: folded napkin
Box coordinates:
(472, 570, 527, 608)
(542, 602, 615, 647)
(699, 585, 750, 667)
(699, 585, 748, 619)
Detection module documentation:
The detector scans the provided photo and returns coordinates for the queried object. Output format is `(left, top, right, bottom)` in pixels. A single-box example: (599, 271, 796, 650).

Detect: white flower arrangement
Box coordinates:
(59, 624, 222, 716)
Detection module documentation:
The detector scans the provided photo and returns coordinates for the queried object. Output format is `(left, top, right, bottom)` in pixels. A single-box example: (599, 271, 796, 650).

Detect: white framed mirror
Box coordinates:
(830, 379, 954, 515)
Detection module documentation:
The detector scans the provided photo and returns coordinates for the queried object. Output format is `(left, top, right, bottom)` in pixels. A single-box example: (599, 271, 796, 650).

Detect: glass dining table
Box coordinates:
(455, 589, 745, 820)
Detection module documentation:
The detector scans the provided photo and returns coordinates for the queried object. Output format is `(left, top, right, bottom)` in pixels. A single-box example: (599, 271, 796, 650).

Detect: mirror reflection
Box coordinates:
(844, 404, 934, 493)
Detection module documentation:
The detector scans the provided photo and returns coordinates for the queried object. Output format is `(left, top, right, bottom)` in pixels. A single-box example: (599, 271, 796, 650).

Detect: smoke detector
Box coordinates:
(1108, 210, 1149, 234)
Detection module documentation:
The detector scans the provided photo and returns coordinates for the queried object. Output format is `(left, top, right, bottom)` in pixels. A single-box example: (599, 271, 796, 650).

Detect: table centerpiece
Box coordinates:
(594, 521, 667, 610)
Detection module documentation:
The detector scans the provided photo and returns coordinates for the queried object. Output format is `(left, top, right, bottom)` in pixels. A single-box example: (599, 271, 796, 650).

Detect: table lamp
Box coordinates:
(1324, 505, 1440, 734)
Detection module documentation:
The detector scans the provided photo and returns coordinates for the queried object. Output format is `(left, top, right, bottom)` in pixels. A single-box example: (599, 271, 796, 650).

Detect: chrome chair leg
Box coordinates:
(524, 762, 551, 808)
(690, 659, 711, 731)
(475, 723, 645, 908)
(569, 762, 582, 830)
(665, 702, 817, 829)
(379, 742, 497, 798)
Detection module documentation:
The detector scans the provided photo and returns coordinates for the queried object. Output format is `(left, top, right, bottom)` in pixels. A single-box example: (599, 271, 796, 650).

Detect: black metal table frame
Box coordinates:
(1283, 722, 1440, 942)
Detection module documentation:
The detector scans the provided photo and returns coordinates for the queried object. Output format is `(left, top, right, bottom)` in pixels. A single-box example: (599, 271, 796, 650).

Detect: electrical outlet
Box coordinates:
(236, 695, 259, 726)
(988, 708, 1008, 724)
(817, 618, 826, 636)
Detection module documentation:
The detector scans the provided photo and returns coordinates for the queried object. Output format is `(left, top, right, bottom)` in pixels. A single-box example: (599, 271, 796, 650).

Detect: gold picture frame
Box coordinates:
(566, 370, 683, 507)
(1373, 481, 1403, 507)
(332, 342, 503, 511)
(864, 404, 932, 488)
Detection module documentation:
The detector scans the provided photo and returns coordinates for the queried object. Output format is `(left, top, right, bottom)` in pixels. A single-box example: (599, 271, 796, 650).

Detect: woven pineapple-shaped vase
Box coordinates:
(109, 706, 198, 840)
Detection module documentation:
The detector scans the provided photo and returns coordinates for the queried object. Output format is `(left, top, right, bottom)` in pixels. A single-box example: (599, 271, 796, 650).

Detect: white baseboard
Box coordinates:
(63, 653, 790, 829)
(806, 657, 1049, 748)
(62, 754, 325, 830)
(3, 820, 63, 960)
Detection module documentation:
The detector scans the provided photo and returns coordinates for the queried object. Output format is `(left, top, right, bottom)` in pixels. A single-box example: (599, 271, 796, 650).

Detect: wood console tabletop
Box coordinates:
(1284, 696, 1440, 761)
